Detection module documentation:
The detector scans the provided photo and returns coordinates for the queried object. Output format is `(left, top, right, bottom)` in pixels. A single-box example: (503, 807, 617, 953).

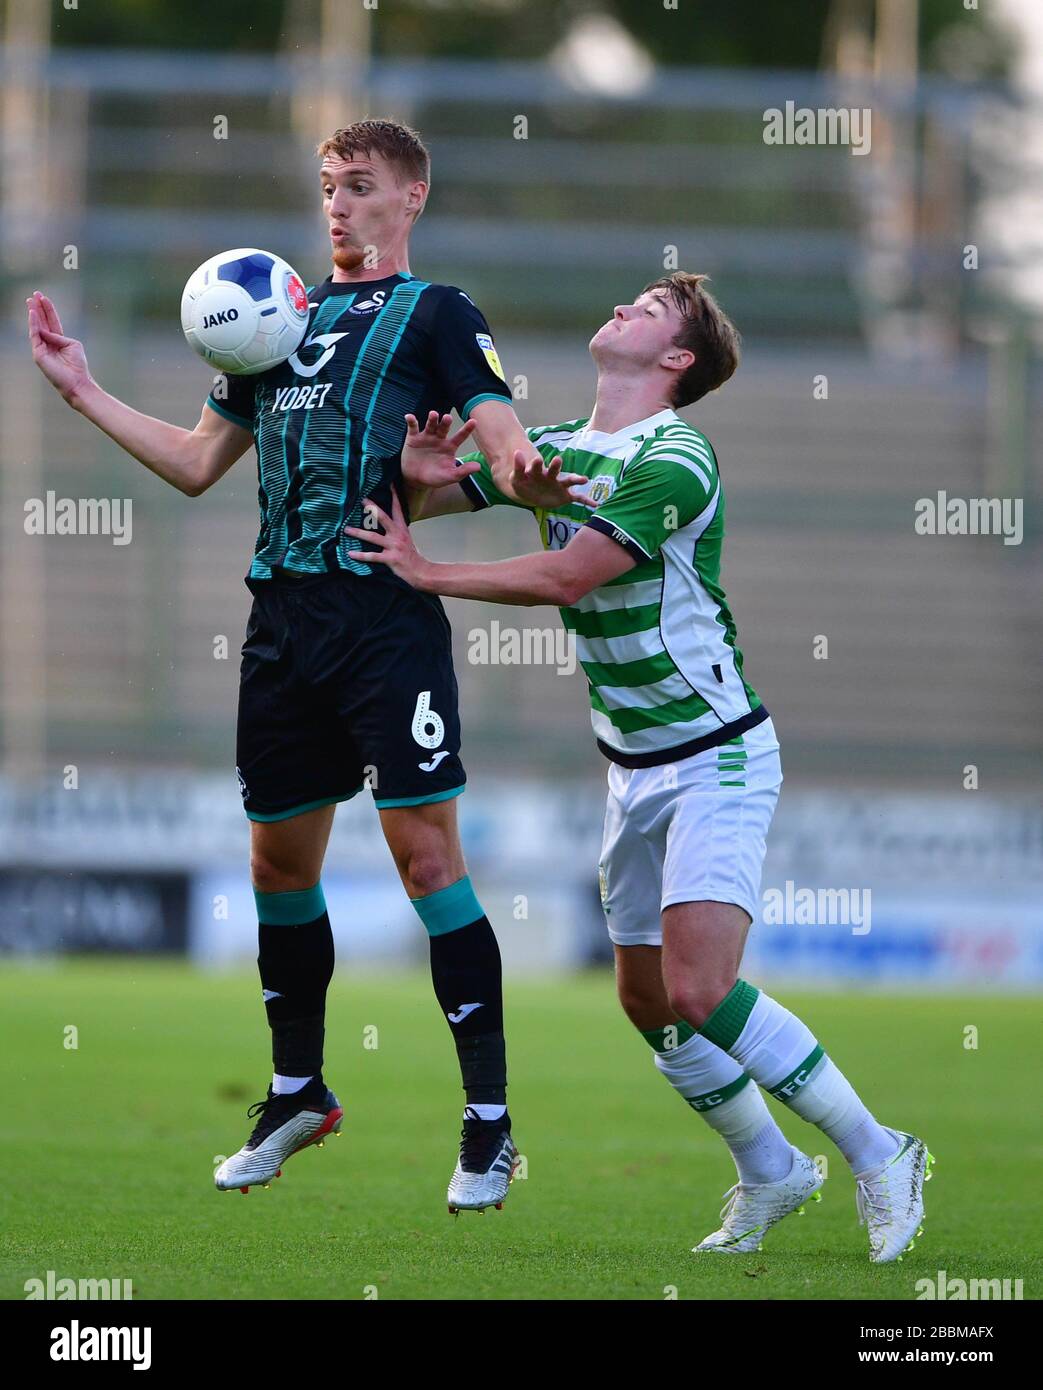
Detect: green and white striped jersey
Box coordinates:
(459, 408, 768, 767)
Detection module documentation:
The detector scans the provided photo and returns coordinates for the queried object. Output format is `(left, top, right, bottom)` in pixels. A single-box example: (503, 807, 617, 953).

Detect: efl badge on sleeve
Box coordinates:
(475, 332, 507, 382)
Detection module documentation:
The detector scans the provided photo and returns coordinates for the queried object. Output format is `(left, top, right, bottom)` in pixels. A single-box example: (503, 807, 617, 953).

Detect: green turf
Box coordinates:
(1, 961, 1038, 1300)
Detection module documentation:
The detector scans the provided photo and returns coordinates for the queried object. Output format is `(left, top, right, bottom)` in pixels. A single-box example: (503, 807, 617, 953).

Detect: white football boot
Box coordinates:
(215, 1082, 343, 1193)
(447, 1107, 519, 1214)
(855, 1129, 933, 1263)
(693, 1146, 823, 1254)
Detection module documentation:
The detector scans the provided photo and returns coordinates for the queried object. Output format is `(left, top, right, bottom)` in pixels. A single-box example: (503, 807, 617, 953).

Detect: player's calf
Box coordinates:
(637, 1018, 822, 1250)
(693, 979, 932, 1258)
(406, 871, 518, 1213)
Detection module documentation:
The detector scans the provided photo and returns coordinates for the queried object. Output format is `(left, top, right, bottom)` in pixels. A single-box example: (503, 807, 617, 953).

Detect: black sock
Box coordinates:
(256, 906, 334, 1082)
(428, 915, 507, 1107)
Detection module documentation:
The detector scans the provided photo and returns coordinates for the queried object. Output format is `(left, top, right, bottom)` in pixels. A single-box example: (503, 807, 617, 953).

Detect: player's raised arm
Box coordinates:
(425, 286, 586, 507)
(27, 290, 252, 498)
(464, 397, 537, 492)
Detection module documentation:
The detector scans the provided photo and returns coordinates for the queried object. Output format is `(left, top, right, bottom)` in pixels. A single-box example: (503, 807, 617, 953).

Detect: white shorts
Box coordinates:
(598, 717, 782, 947)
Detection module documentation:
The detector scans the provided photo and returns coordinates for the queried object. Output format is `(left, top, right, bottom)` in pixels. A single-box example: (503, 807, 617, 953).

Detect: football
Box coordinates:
(180, 247, 310, 375)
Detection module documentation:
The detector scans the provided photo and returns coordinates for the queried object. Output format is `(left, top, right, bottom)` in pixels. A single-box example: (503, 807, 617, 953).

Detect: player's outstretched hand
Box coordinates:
(344, 491, 429, 589)
(510, 450, 594, 509)
(400, 410, 480, 490)
(26, 291, 93, 405)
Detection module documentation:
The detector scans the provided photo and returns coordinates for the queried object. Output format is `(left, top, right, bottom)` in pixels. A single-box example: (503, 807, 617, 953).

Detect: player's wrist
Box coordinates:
(413, 555, 439, 592)
(64, 374, 100, 414)
(403, 482, 430, 520)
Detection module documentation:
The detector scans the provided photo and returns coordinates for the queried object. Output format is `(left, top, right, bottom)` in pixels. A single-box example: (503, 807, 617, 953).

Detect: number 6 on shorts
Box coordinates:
(411, 689, 445, 749)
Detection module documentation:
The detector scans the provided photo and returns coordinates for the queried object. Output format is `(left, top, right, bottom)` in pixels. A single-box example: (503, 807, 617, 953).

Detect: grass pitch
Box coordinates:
(1, 961, 1038, 1301)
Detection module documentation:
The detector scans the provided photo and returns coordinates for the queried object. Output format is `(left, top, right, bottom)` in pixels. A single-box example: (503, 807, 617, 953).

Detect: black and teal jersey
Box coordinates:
(206, 271, 512, 578)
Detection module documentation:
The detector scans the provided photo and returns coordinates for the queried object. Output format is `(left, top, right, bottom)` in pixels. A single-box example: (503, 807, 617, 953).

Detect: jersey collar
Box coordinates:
(580, 408, 678, 443)
(319, 271, 412, 296)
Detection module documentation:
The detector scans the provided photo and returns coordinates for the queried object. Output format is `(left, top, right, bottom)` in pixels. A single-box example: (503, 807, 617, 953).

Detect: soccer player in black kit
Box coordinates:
(27, 120, 580, 1211)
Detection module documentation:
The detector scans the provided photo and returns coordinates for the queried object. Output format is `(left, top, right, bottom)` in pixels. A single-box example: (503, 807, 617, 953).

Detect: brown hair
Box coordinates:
(316, 119, 431, 208)
(642, 272, 741, 407)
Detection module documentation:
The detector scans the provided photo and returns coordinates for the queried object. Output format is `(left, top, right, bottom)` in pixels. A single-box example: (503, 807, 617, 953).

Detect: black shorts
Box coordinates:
(236, 569, 466, 821)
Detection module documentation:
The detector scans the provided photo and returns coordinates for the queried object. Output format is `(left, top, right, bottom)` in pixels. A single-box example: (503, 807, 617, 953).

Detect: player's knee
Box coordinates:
(615, 980, 641, 1021)
(250, 849, 313, 895)
(665, 977, 735, 1029)
(616, 979, 661, 1028)
(398, 849, 460, 900)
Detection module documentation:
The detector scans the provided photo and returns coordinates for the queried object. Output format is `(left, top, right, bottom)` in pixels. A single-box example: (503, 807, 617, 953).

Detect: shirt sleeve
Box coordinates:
(584, 437, 719, 563)
(431, 288, 513, 420)
(457, 450, 522, 511)
(205, 372, 256, 430)
(455, 419, 560, 512)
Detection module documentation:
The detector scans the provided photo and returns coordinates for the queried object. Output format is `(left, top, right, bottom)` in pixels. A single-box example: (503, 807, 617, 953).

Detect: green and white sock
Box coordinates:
(642, 1023, 794, 1184)
(698, 981, 899, 1173)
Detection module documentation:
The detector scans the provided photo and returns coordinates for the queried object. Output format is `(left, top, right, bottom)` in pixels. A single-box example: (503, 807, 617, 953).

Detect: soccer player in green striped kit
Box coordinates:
(353, 272, 933, 1261)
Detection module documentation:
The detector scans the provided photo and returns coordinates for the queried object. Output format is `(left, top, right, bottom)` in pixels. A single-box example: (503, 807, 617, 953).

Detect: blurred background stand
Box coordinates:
(0, 0, 1038, 985)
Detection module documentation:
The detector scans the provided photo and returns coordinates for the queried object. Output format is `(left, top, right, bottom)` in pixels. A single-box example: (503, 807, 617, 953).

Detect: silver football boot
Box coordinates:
(447, 1107, 519, 1213)
(215, 1082, 343, 1193)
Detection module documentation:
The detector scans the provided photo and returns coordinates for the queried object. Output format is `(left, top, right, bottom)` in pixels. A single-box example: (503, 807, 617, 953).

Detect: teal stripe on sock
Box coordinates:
(254, 882, 327, 926)
(410, 875, 484, 937)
